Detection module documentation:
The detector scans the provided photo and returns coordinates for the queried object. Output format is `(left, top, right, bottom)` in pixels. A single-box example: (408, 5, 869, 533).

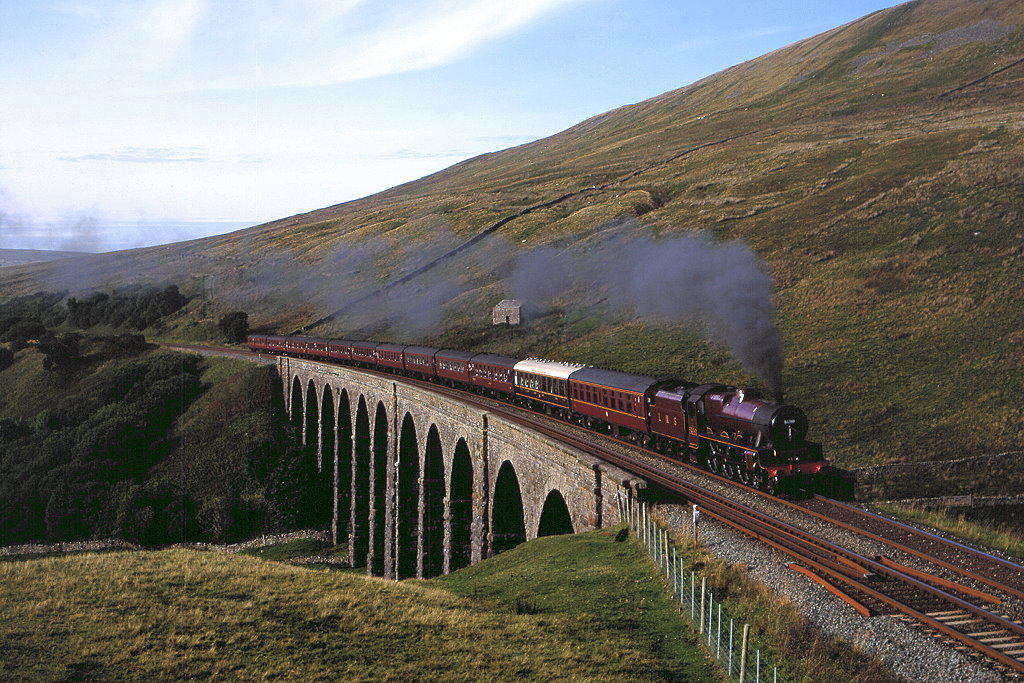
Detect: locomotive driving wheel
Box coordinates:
(707, 443, 725, 475)
(723, 461, 738, 480)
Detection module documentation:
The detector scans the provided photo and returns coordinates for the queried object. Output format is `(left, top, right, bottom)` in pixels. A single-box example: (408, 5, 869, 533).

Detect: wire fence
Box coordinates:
(617, 493, 787, 683)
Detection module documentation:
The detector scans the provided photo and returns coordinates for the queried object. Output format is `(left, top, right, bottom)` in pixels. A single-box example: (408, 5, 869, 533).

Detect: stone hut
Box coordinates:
(492, 299, 522, 326)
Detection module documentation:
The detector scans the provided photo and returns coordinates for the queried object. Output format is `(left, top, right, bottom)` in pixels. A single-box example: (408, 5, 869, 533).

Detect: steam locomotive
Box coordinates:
(248, 334, 826, 493)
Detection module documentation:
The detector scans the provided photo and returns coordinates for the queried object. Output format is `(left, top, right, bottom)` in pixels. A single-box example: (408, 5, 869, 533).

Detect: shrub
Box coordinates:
(38, 332, 81, 371)
(218, 311, 249, 343)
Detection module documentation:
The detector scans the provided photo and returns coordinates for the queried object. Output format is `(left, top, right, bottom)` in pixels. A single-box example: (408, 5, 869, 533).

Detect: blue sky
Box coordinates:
(0, 0, 899, 252)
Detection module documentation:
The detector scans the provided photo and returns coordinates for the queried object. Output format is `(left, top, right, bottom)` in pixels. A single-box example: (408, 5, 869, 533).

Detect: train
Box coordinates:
(248, 334, 826, 494)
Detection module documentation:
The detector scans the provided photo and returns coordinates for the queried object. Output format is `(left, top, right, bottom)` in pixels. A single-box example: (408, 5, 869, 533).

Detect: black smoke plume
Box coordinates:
(510, 226, 784, 394)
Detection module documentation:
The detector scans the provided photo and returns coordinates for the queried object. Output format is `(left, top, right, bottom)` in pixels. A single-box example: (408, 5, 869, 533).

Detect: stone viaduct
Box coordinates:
(277, 356, 645, 580)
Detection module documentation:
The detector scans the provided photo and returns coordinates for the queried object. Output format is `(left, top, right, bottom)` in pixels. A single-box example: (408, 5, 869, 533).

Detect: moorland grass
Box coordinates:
(0, 530, 724, 682)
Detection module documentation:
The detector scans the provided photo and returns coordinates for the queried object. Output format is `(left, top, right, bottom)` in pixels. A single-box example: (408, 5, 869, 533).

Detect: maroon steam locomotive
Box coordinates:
(248, 334, 826, 493)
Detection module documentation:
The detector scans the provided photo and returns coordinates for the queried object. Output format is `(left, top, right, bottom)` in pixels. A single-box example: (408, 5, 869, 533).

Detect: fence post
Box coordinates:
(739, 623, 750, 683)
(672, 547, 678, 597)
(729, 618, 734, 677)
(717, 603, 722, 659)
(691, 571, 696, 621)
(756, 649, 761, 683)
(708, 592, 714, 646)
(677, 555, 683, 600)
(700, 577, 707, 634)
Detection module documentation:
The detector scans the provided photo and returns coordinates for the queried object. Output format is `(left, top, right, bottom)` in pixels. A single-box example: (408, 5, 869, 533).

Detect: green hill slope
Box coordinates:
(2, 0, 1022, 467)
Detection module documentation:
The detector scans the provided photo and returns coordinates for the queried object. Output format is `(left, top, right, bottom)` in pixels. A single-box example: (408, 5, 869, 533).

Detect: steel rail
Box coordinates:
(800, 496, 1024, 601)
(786, 563, 872, 617)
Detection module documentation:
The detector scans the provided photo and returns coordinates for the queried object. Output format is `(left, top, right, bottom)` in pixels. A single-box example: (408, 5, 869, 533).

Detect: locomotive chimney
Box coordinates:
(773, 390, 784, 404)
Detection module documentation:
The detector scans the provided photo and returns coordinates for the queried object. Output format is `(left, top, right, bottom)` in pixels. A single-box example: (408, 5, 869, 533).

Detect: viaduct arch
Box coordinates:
(278, 356, 644, 579)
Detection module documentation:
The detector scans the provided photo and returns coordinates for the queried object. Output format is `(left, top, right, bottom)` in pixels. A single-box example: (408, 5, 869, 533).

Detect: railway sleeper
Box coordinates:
(970, 631, 1015, 640)
(925, 610, 966, 618)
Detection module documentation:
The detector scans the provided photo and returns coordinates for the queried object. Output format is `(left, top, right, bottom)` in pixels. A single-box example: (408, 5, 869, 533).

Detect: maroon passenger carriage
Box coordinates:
(435, 349, 476, 385)
(325, 339, 353, 361)
(350, 341, 378, 366)
(567, 367, 666, 437)
(375, 343, 406, 371)
(403, 346, 438, 377)
(467, 353, 518, 396)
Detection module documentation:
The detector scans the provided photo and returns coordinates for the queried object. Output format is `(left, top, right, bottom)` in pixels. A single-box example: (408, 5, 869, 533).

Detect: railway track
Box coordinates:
(797, 496, 1024, 603)
(169, 344, 1024, 675)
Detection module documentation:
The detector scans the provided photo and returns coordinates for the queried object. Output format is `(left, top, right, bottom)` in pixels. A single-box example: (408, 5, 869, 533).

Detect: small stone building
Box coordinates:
(492, 299, 522, 326)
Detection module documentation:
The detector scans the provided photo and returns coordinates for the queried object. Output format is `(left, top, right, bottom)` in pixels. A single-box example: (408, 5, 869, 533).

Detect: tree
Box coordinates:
(0, 346, 13, 371)
(218, 311, 249, 343)
(3, 318, 46, 350)
(38, 333, 81, 371)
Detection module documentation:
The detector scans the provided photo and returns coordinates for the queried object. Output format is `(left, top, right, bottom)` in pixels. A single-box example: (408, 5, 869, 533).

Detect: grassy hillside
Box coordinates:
(2, 0, 1022, 469)
(0, 533, 725, 682)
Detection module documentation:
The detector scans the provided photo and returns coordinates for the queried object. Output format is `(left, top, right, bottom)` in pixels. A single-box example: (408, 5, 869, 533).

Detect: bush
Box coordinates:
(38, 332, 81, 371)
(66, 285, 188, 331)
(0, 346, 13, 371)
(3, 318, 46, 350)
(218, 311, 249, 343)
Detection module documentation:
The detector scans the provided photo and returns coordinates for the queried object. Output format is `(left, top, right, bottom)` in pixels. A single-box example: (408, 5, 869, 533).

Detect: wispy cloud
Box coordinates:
(290, 0, 589, 88)
(57, 0, 594, 91)
(61, 147, 207, 163)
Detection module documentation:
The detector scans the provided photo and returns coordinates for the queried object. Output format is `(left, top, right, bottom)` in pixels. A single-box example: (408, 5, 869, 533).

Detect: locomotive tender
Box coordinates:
(249, 334, 825, 493)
